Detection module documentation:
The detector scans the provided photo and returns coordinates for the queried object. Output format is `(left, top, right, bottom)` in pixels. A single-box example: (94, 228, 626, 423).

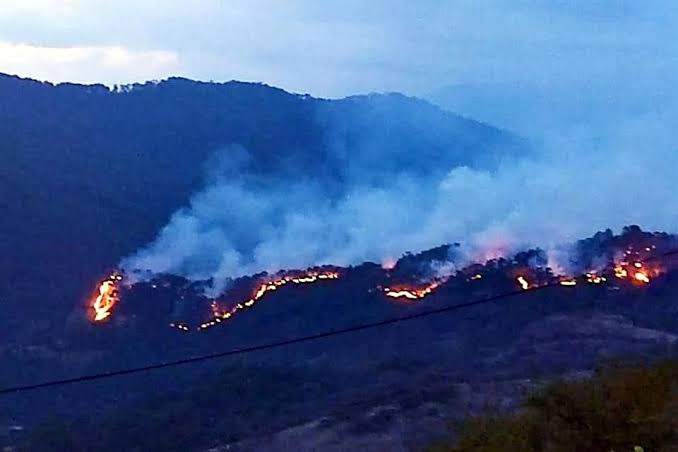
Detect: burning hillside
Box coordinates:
(197, 270, 340, 332)
(383, 281, 443, 300)
(87, 226, 677, 333)
(90, 273, 123, 322)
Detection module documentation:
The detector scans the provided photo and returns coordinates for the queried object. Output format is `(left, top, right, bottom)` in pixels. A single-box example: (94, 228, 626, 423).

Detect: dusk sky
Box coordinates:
(0, 1, 675, 99)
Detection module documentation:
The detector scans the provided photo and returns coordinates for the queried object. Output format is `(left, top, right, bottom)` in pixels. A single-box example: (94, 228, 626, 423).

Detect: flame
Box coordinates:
(634, 271, 650, 284)
(384, 280, 441, 300)
(169, 322, 190, 332)
(517, 276, 530, 290)
(586, 272, 606, 284)
(200, 270, 340, 331)
(613, 258, 660, 285)
(91, 273, 122, 322)
(91, 240, 669, 331)
(614, 265, 628, 279)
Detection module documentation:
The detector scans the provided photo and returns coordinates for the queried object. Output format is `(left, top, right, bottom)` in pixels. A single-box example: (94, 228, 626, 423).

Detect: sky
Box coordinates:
(1, 0, 676, 100)
(2, 0, 676, 284)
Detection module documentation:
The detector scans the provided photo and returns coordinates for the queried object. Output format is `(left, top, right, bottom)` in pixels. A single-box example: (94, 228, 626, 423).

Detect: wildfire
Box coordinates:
(613, 260, 658, 285)
(614, 265, 628, 279)
(91, 273, 122, 322)
(559, 278, 577, 286)
(89, 239, 669, 331)
(634, 271, 650, 284)
(199, 270, 340, 331)
(517, 276, 530, 290)
(586, 272, 606, 284)
(169, 322, 190, 332)
(383, 281, 441, 300)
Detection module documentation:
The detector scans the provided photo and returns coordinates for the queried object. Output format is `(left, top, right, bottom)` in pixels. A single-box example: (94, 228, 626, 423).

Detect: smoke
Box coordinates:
(121, 101, 678, 292)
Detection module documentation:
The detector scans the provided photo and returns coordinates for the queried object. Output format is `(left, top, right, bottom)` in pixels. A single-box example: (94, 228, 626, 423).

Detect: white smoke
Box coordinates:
(121, 108, 678, 292)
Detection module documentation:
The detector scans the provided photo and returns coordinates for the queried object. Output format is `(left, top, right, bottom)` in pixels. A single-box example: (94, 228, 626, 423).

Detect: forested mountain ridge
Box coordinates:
(0, 73, 527, 333)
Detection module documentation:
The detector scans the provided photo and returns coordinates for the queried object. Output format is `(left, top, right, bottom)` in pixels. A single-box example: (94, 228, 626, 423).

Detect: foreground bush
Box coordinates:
(432, 361, 678, 452)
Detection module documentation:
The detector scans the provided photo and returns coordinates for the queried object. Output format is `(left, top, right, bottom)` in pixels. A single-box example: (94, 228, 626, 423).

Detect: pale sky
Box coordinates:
(0, 0, 676, 98)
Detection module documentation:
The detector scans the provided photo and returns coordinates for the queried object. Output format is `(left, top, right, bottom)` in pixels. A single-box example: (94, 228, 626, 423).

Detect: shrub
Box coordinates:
(433, 361, 678, 451)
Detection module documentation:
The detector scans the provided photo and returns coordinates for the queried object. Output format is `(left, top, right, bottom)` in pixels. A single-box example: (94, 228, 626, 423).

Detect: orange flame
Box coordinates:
(634, 271, 650, 284)
(200, 270, 340, 331)
(586, 272, 606, 284)
(614, 259, 659, 285)
(91, 273, 122, 322)
(614, 265, 628, 279)
(383, 281, 441, 300)
(517, 276, 530, 290)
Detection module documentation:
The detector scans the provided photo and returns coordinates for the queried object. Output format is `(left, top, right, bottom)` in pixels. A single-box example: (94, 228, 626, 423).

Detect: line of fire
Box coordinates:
(88, 227, 678, 333)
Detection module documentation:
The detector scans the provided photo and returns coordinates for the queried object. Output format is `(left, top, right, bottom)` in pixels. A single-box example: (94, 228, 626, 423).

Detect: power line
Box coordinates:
(0, 286, 544, 395)
(0, 248, 675, 396)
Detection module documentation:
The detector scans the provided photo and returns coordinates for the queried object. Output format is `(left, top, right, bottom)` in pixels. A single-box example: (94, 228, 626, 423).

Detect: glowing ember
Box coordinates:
(169, 322, 190, 332)
(559, 279, 577, 286)
(517, 276, 530, 290)
(614, 265, 628, 278)
(384, 289, 421, 300)
(383, 281, 440, 300)
(634, 271, 650, 284)
(470, 274, 483, 281)
(613, 257, 661, 285)
(586, 272, 606, 284)
(200, 270, 340, 331)
(91, 273, 122, 322)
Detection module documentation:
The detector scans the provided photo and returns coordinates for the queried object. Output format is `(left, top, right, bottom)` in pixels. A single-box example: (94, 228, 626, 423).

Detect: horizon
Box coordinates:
(3, 3, 678, 450)
(1, 1, 675, 99)
(0, 70, 417, 101)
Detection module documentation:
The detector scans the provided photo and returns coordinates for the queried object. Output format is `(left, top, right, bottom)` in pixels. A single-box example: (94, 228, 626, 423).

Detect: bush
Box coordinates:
(433, 361, 678, 451)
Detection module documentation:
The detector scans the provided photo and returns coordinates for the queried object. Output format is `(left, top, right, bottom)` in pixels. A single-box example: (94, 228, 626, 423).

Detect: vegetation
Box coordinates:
(23, 364, 339, 451)
(432, 361, 678, 452)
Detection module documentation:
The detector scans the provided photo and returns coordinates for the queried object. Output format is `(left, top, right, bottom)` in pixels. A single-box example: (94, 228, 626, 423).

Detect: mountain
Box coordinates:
(2, 226, 678, 450)
(0, 73, 528, 337)
(13, 74, 678, 450)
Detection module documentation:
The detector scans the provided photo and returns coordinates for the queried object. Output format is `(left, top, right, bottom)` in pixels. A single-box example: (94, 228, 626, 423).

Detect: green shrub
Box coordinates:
(433, 361, 678, 452)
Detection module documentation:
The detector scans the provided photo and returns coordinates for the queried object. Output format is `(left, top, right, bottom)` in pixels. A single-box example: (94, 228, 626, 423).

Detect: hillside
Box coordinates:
(6, 75, 677, 451)
(1, 226, 677, 450)
(0, 73, 528, 337)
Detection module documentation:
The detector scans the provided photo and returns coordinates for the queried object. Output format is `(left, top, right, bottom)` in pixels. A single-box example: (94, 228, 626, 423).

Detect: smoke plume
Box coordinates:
(121, 101, 678, 292)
